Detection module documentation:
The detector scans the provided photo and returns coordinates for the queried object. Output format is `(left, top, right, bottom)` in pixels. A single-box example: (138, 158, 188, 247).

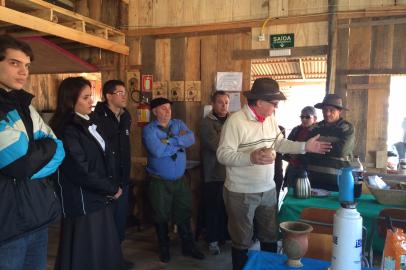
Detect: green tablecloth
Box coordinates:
(278, 190, 400, 252)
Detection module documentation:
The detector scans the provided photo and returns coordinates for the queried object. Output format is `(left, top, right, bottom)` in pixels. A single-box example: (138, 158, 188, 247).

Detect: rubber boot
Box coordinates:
(177, 221, 205, 260)
(231, 247, 248, 270)
(155, 223, 170, 263)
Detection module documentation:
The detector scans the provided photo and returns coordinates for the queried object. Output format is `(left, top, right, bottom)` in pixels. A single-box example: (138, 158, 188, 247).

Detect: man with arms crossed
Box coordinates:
(0, 35, 65, 270)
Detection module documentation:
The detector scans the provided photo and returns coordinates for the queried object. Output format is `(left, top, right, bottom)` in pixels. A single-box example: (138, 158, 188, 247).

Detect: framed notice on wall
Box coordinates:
(216, 72, 243, 91)
(228, 92, 241, 112)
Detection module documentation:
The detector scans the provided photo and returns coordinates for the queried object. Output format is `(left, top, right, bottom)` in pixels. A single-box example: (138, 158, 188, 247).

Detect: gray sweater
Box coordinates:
(200, 111, 227, 183)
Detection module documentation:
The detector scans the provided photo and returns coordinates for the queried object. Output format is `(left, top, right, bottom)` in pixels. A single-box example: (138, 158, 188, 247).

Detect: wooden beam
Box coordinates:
(346, 83, 388, 90)
(125, 6, 406, 37)
(7, 30, 49, 37)
(125, 15, 328, 37)
(337, 6, 406, 20)
(338, 68, 406, 76)
(338, 16, 406, 28)
(0, 6, 129, 55)
(60, 20, 86, 32)
(13, 0, 124, 36)
(326, 0, 337, 94)
(26, 8, 57, 23)
(233, 45, 328, 60)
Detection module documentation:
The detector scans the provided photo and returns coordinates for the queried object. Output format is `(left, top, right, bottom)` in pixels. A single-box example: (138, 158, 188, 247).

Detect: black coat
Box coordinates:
(0, 89, 61, 245)
(55, 112, 119, 217)
(94, 102, 132, 185)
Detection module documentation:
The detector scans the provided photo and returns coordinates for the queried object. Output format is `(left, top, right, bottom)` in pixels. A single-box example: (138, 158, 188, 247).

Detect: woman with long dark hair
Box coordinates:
(50, 77, 124, 270)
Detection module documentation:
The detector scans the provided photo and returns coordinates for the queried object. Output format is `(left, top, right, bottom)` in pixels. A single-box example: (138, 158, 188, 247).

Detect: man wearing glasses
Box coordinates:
(217, 78, 332, 270)
(306, 94, 355, 191)
(94, 80, 133, 269)
(283, 106, 317, 187)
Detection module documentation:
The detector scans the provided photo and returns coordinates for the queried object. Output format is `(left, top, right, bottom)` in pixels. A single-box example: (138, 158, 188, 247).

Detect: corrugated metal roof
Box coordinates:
(251, 56, 327, 81)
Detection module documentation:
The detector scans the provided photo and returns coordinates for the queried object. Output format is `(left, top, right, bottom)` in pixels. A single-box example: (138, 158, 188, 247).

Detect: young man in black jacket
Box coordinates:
(0, 35, 65, 269)
(94, 80, 133, 266)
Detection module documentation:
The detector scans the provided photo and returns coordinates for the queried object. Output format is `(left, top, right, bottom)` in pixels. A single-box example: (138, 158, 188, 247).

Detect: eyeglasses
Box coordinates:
(300, 115, 311, 119)
(111, 91, 126, 96)
(264, 100, 279, 107)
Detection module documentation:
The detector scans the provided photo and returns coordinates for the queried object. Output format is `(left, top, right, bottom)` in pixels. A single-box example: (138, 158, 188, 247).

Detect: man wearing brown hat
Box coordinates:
(306, 93, 355, 191)
(142, 97, 205, 263)
(216, 78, 331, 270)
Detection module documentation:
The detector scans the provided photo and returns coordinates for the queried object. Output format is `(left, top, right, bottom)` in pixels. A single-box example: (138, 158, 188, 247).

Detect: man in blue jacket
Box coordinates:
(142, 97, 204, 263)
(0, 35, 65, 270)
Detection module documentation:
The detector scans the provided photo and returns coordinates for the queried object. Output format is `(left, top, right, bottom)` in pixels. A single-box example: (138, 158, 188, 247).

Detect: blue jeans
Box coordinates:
(0, 228, 48, 270)
(113, 184, 130, 242)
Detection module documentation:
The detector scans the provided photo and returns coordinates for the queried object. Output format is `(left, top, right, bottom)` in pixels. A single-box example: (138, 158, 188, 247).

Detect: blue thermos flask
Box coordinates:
(337, 167, 355, 205)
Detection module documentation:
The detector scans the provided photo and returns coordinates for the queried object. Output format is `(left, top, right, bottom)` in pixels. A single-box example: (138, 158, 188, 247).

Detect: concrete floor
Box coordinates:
(47, 222, 232, 270)
(47, 221, 381, 269)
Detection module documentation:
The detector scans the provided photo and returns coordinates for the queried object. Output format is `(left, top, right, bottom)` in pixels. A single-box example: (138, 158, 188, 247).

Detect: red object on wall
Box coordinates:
(141, 75, 153, 92)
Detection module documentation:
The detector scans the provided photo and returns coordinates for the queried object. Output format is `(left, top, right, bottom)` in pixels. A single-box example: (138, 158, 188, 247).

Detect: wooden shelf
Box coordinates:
(0, 0, 128, 55)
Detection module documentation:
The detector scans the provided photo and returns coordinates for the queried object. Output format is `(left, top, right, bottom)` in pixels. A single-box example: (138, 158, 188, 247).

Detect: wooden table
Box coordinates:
(278, 189, 405, 252)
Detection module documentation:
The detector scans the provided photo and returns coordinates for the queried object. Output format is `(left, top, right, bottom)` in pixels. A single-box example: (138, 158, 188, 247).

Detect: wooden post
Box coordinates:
(88, 0, 101, 21)
(326, 0, 337, 94)
(75, 0, 89, 16)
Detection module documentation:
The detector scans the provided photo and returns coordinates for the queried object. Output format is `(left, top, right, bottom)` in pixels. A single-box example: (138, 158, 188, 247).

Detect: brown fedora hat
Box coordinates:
(243, 78, 286, 101)
(314, 94, 348, 110)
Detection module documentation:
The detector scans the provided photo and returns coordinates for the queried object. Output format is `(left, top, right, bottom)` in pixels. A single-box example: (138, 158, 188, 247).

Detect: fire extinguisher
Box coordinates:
(136, 97, 150, 127)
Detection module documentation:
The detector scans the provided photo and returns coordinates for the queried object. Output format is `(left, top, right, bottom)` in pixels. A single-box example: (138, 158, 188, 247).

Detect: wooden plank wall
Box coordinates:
(125, 32, 251, 225)
(25, 73, 76, 111)
(132, 32, 251, 161)
(128, 0, 267, 27)
(25, 73, 102, 112)
(335, 18, 406, 169)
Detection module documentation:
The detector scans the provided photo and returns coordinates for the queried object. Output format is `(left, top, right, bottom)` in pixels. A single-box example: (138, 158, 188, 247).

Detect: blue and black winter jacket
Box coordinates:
(0, 88, 65, 245)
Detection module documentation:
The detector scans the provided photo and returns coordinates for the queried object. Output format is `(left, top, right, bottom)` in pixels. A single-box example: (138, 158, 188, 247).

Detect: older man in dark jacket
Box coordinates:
(306, 94, 355, 191)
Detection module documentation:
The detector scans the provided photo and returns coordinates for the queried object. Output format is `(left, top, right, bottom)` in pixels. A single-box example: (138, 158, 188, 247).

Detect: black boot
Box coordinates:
(155, 223, 170, 263)
(177, 221, 205, 260)
(260, 241, 278, 253)
(231, 247, 248, 270)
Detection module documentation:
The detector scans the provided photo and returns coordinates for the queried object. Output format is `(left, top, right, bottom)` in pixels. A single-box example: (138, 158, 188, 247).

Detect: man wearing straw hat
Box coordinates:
(306, 93, 355, 191)
(216, 78, 332, 270)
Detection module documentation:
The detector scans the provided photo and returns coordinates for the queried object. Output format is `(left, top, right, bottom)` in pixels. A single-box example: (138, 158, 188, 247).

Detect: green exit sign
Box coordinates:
(270, 33, 294, 48)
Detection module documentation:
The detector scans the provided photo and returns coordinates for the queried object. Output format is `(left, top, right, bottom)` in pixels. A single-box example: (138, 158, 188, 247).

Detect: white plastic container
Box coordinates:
(330, 207, 363, 270)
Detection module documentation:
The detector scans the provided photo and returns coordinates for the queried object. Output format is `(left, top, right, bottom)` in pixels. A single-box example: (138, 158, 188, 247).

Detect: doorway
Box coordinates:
(387, 75, 406, 163)
(276, 82, 325, 136)
(250, 56, 327, 136)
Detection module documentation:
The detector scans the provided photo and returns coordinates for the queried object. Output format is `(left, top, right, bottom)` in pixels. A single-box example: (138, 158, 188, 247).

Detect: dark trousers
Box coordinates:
(203, 181, 228, 243)
(147, 175, 192, 224)
(113, 183, 130, 242)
